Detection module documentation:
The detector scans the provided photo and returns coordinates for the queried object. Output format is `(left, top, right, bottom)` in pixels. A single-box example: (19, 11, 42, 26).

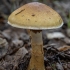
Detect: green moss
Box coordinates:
(68, 12, 70, 28)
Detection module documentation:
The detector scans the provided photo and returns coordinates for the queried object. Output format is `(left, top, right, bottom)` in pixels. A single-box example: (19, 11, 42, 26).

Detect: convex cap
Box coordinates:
(8, 2, 63, 30)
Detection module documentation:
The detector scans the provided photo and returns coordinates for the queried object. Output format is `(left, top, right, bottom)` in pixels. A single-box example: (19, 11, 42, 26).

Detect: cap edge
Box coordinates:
(8, 21, 64, 30)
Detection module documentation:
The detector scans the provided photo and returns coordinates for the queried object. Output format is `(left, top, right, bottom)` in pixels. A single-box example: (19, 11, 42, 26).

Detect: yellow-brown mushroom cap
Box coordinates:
(8, 2, 63, 30)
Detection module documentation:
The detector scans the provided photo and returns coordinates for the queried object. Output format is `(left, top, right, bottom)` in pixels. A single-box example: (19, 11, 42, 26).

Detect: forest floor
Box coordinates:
(0, 0, 70, 70)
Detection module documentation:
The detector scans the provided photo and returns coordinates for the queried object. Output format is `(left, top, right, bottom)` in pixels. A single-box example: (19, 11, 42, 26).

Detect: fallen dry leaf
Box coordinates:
(58, 45, 70, 51)
(0, 38, 8, 59)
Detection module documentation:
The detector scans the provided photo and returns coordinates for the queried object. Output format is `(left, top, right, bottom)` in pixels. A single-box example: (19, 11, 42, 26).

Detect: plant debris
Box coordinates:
(0, 0, 70, 70)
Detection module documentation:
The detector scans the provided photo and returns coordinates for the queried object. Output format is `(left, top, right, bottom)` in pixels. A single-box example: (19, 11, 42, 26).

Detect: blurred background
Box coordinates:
(0, 0, 70, 70)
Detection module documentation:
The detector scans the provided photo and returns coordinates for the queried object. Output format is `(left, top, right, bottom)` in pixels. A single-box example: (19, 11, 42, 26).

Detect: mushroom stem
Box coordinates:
(28, 30, 45, 70)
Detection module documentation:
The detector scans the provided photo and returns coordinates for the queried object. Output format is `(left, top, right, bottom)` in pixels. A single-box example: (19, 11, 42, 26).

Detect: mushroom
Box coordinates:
(8, 2, 63, 70)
